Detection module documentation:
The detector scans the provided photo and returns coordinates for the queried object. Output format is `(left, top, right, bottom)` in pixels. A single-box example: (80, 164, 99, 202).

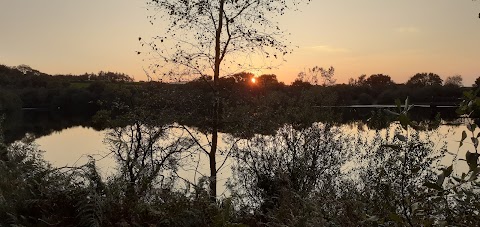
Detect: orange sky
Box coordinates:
(1, 0, 479, 85)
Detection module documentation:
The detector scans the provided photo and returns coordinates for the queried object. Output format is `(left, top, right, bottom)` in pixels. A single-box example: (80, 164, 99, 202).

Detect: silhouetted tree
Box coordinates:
(231, 72, 255, 83)
(348, 78, 355, 85)
(96, 71, 134, 82)
(444, 75, 463, 87)
(15, 65, 44, 76)
(349, 74, 367, 86)
(291, 79, 312, 88)
(365, 74, 394, 87)
(144, 0, 308, 200)
(319, 66, 336, 86)
(258, 74, 279, 87)
(296, 66, 336, 86)
(406, 72, 443, 87)
(358, 74, 367, 85)
(473, 76, 480, 87)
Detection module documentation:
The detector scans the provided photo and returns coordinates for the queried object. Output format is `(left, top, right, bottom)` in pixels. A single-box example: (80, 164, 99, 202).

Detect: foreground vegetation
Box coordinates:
(1, 94, 480, 226)
(2, 64, 480, 226)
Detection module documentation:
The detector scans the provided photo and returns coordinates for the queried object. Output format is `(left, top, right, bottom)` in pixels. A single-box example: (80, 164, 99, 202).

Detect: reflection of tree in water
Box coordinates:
(2, 110, 96, 144)
(339, 107, 458, 131)
(4, 104, 462, 145)
(230, 123, 349, 225)
(104, 119, 197, 220)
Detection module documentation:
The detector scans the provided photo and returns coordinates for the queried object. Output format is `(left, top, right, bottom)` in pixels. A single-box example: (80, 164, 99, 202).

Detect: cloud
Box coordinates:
(307, 45, 350, 53)
(395, 27, 420, 34)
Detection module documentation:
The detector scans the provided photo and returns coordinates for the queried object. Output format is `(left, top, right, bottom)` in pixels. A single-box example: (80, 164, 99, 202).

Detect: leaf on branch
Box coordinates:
(444, 165, 453, 178)
(466, 151, 480, 172)
(467, 123, 476, 132)
(436, 174, 446, 187)
(395, 133, 407, 142)
(473, 137, 479, 148)
(460, 131, 467, 147)
(469, 168, 480, 181)
(423, 181, 443, 191)
(436, 165, 453, 186)
(452, 176, 463, 183)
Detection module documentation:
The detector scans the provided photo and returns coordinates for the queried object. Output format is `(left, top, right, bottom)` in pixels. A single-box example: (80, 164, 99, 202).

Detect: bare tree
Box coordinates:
(142, 0, 308, 200)
(297, 66, 335, 86)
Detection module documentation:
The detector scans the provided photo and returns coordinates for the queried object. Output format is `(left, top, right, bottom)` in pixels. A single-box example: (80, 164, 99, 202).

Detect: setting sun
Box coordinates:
(251, 77, 256, 84)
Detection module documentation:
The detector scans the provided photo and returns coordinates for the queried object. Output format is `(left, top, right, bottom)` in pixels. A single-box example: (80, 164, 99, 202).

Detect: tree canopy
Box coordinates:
(406, 72, 443, 87)
(473, 76, 480, 87)
(444, 75, 463, 87)
(144, 0, 307, 81)
(364, 74, 394, 87)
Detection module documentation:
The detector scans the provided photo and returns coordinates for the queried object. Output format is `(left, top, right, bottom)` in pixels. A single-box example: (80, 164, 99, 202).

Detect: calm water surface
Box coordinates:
(33, 121, 472, 196)
(35, 126, 235, 195)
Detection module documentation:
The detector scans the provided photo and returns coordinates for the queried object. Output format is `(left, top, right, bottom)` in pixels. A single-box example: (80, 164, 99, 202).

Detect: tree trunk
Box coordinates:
(208, 0, 225, 202)
(209, 121, 218, 201)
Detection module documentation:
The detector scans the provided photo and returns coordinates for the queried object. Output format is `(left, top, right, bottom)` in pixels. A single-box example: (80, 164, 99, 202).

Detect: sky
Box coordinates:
(1, 0, 479, 85)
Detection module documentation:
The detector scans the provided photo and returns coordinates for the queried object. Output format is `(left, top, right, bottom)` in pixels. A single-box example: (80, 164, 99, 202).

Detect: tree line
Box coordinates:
(1, 64, 476, 114)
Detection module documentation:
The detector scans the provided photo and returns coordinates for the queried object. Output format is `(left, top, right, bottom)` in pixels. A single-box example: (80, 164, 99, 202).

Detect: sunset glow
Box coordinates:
(1, 0, 479, 222)
(0, 0, 479, 84)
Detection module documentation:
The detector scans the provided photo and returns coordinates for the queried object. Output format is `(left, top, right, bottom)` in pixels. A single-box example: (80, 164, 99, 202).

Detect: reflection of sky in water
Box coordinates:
(36, 121, 474, 196)
(340, 121, 471, 176)
(35, 126, 234, 197)
(35, 127, 115, 176)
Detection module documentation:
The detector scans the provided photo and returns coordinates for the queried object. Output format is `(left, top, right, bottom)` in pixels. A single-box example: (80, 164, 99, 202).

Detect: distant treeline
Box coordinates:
(0, 64, 475, 128)
(0, 64, 134, 113)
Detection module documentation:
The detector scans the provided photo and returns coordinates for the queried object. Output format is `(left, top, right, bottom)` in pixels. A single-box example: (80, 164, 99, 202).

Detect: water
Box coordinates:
(35, 125, 235, 196)
(33, 121, 473, 197)
(35, 126, 116, 176)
